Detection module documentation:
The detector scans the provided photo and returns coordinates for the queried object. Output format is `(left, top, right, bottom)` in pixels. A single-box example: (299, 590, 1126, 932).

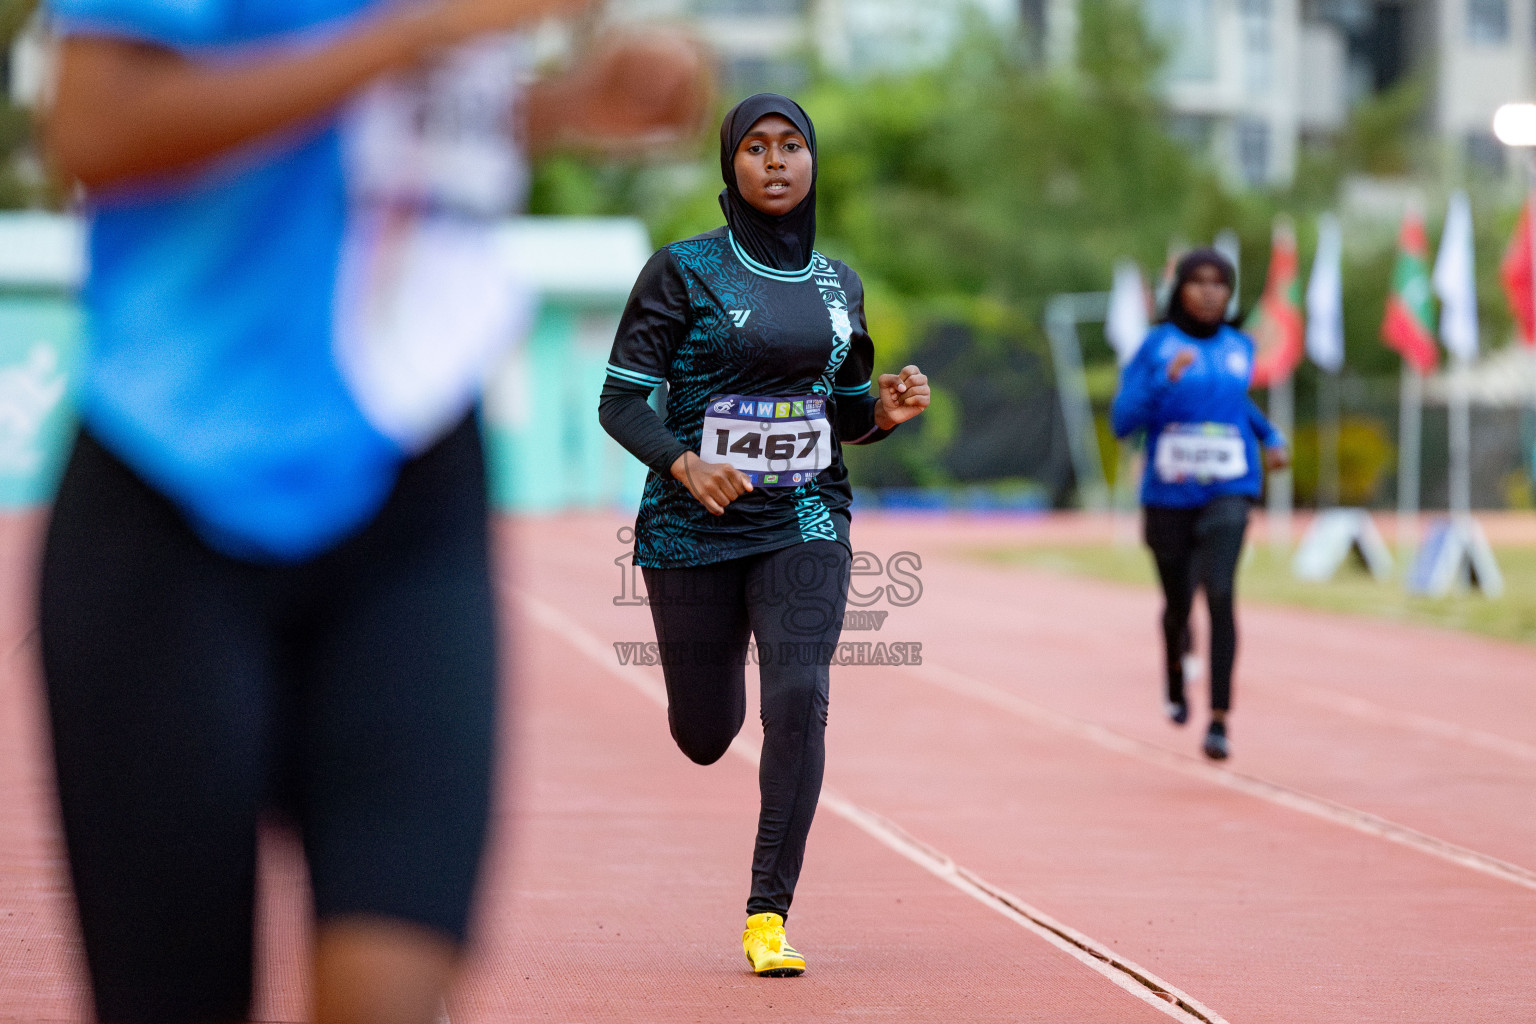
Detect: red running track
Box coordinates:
(1, 511, 1533, 1022)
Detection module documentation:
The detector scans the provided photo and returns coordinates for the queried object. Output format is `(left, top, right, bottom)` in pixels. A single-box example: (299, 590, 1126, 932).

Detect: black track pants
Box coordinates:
(40, 420, 497, 1024)
(642, 541, 850, 920)
(1143, 496, 1250, 713)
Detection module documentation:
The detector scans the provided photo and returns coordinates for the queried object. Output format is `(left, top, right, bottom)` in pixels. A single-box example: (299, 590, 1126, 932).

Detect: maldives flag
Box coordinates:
(1500, 198, 1536, 347)
(1381, 209, 1438, 373)
(1244, 220, 1304, 387)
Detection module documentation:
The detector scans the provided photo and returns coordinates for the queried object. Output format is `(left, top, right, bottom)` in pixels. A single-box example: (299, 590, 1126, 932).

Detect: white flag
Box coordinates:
(1305, 213, 1345, 373)
(1433, 190, 1479, 361)
(1106, 259, 1150, 365)
(1213, 229, 1241, 319)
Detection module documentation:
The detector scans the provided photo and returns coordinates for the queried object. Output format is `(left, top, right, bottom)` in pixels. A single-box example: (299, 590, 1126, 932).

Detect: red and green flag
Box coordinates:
(1381, 209, 1439, 373)
(1499, 197, 1536, 348)
(1245, 219, 1303, 388)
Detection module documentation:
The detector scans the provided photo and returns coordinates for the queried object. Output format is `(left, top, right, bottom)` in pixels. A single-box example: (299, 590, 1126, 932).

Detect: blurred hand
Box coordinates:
(1166, 348, 1197, 383)
(588, 32, 713, 134)
(426, 0, 597, 49)
(874, 365, 930, 430)
(527, 29, 714, 152)
(672, 452, 752, 516)
(1264, 445, 1290, 471)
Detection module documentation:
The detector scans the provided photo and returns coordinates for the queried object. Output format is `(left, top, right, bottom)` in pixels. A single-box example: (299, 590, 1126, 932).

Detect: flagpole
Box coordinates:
(1527, 153, 1536, 475)
(1433, 189, 1479, 549)
(1448, 353, 1472, 518)
(1396, 365, 1422, 563)
(1306, 212, 1346, 511)
(1267, 375, 1294, 549)
(1319, 368, 1341, 508)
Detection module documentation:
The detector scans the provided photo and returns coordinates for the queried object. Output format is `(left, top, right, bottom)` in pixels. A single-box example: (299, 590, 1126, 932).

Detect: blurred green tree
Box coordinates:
(532, 2, 1523, 501)
(0, 0, 39, 209)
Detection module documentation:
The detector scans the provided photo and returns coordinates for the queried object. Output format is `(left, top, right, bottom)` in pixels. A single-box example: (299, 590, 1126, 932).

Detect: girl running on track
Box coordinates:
(599, 93, 930, 977)
(39, 3, 705, 1022)
(1111, 249, 1289, 761)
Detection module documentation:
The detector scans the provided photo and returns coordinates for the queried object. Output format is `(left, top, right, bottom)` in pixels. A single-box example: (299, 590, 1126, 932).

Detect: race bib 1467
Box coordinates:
(1154, 423, 1248, 484)
(700, 394, 832, 486)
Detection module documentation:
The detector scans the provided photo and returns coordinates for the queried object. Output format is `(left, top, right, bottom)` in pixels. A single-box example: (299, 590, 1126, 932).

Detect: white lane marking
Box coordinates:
(819, 794, 1229, 1024)
(1282, 683, 1536, 764)
(520, 595, 1226, 1024)
(909, 662, 1536, 893)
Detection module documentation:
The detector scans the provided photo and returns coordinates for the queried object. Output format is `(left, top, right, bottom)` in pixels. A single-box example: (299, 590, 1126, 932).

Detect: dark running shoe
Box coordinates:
(1165, 700, 1189, 726)
(1203, 720, 1229, 761)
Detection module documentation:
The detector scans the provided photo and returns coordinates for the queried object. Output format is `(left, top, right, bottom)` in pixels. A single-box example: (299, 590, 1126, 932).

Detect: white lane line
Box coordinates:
(1282, 683, 1536, 764)
(908, 662, 1536, 893)
(520, 595, 1227, 1024)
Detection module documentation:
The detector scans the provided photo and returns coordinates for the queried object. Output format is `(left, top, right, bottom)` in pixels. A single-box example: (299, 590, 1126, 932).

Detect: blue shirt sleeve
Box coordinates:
(1110, 327, 1174, 438)
(48, 0, 235, 47)
(1247, 397, 1284, 449)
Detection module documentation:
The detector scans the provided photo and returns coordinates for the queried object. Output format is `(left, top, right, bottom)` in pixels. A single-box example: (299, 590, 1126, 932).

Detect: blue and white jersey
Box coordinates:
(1111, 322, 1284, 509)
(48, 0, 531, 561)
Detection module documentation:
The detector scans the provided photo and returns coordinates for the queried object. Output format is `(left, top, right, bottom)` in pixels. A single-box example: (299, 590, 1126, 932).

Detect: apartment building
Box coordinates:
(1278, 0, 1536, 180)
(957, 0, 1536, 188)
(615, 0, 1302, 187)
(9, 1, 1535, 188)
(610, 0, 1019, 90)
(1140, 0, 1304, 188)
(1425, 0, 1536, 177)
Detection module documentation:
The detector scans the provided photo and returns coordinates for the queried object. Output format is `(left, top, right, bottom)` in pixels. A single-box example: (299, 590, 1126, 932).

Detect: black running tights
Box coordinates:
(641, 542, 850, 921)
(40, 422, 497, 1024)
(1143, 496, 1250, 712)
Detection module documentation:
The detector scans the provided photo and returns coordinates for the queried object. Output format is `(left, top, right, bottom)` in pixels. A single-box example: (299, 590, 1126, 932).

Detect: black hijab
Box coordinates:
(719, 93, 817, 273)
(1163, 248, 1237, 339)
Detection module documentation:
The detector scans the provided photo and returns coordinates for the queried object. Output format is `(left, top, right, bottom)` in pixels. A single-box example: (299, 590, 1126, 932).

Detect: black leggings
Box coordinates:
(642, 541, 850, 921)
(1143, 496, 1250, 713)
(40, 420, 497, 1024)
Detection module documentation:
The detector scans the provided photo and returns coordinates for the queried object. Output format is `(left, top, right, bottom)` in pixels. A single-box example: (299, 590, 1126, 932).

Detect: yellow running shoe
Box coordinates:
(742, 912, 806, 977)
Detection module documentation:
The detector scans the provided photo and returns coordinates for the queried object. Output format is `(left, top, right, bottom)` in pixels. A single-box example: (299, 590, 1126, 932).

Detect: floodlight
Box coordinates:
(1493, 103, 1536, 146)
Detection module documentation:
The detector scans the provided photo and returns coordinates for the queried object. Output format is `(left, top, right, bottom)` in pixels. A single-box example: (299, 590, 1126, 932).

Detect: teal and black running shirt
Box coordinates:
(600, 226, 892, 569)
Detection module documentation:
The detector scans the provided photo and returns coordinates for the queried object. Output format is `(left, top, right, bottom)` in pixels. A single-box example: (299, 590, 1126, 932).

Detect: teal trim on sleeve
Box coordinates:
(606, 363, 665, 387)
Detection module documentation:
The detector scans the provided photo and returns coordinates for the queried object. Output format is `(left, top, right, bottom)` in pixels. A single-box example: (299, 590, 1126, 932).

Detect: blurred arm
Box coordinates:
(1110, 339, 1169, 438)
(1247, 397, 1285, 449)
(47, 0, 588, 189)
(598, 379, 687, 477)
(599, 247, 689, 476)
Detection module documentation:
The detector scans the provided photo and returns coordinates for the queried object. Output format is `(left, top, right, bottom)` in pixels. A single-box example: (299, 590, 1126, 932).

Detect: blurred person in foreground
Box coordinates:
(600, 93, 929, 977)
(1110, 249, 1289, 761)
(37, 2, 709, 1022)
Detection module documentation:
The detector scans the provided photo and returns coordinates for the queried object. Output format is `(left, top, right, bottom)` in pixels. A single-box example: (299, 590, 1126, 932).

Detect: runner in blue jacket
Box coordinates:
(1111, 248, 1289, 760)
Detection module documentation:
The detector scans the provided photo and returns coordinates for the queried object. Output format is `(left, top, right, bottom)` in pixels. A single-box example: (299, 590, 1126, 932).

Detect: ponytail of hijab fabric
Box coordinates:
(718, 93, 818, 273)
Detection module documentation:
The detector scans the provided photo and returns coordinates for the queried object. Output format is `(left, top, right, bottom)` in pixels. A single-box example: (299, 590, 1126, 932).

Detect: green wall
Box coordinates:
(0, 293, 81, 507)
(0, 290, 648, 515)
(482, 297, 650, 514)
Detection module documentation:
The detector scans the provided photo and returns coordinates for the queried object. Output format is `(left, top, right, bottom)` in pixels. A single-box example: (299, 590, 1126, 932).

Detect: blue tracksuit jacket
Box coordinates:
(1111, 322, 1285, 509)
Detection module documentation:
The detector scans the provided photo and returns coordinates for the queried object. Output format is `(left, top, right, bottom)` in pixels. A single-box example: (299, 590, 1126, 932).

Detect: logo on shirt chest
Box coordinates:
(728, 309, 753, 328)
